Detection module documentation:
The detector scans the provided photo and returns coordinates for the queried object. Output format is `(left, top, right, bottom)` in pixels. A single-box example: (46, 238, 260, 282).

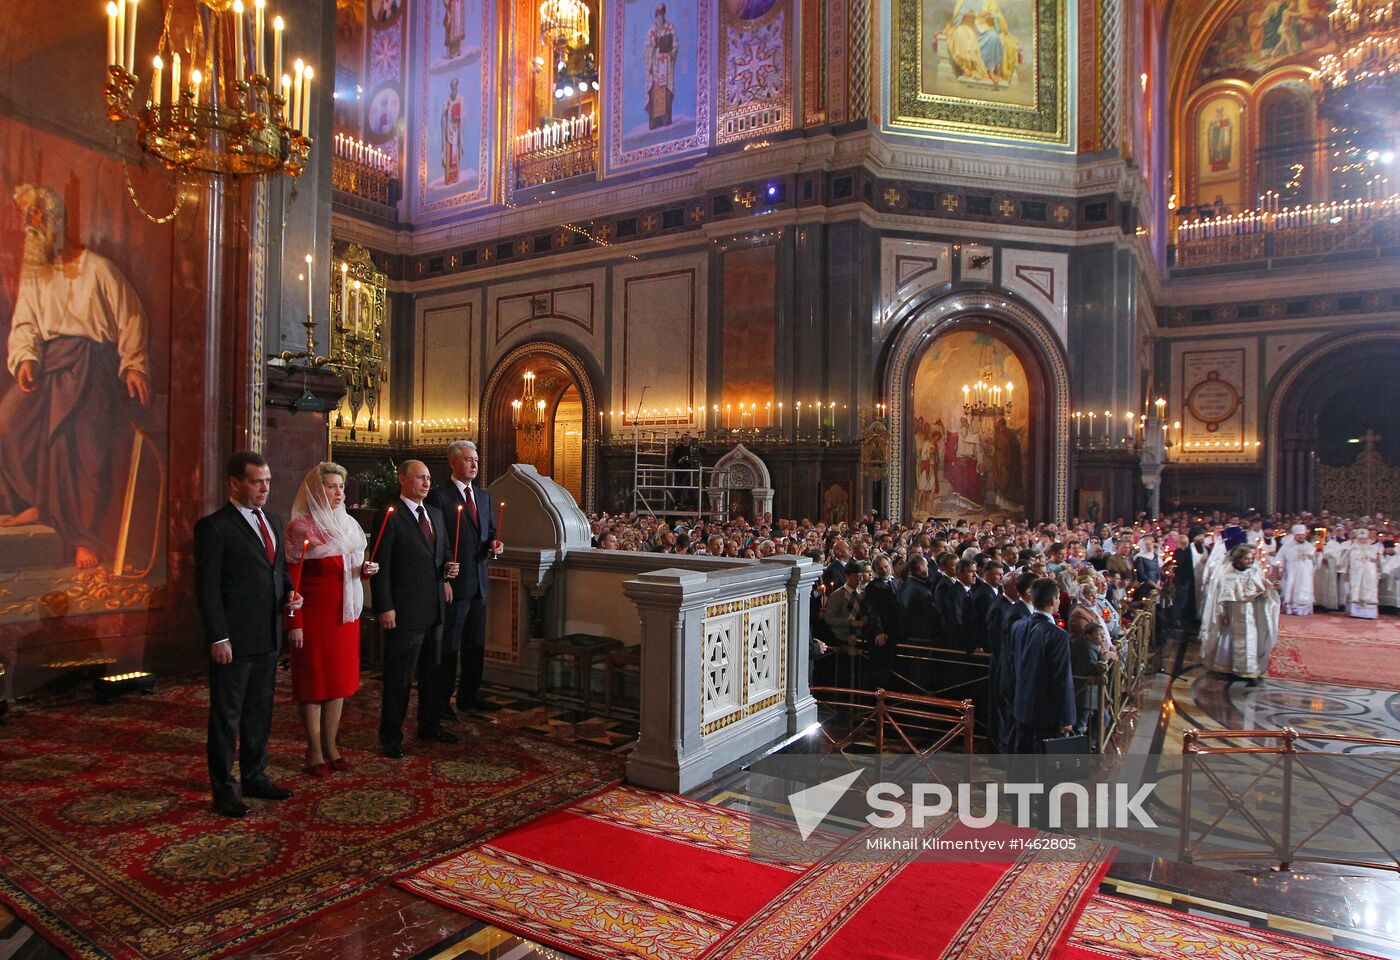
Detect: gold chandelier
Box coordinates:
(540, 0, 590, 51)
(1316, 0, 1400, 120)
(512, 371, 548, 437)
(103, 0, 313, 184)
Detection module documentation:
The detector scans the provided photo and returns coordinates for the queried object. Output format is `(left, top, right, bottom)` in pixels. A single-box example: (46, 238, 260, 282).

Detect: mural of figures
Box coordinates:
(417, 0, 495, 215)
(605, 0, 712, 175)
(0, 122, 169, 628)
(1194, 93, 1245, 207)
(909, 331, 1029, 522)
(1197, 0, 1331, 82)
(924, 0, 1033, 107)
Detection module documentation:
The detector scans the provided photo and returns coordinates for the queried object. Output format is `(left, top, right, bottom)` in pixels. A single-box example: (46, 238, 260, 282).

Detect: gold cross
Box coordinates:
(1051, 204, 1070, 223)
(998, 199, 1017, 218)
(737, 190, 756, 208)
(883, 187, 902, 208)
(942, 194, 960, 212)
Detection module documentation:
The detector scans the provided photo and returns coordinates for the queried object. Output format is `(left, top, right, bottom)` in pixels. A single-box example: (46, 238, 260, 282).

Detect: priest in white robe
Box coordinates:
(1277, 524, 1319, 616)
(1380, 541, 1400, 609)
(1200, 543, 1280, 685)
(1344, 528, 1382, 620)
(1314, 527, 1346, 611)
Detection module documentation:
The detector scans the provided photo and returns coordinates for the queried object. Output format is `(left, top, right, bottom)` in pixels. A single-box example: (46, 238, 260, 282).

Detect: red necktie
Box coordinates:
(252, 509, 275, 564)
(417, 505, 435, 547)
(463, 487, 478, 528)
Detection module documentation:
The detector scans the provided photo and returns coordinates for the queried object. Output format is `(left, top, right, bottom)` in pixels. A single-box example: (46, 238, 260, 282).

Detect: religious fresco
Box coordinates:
(0, 122, 170, 628)
(364, 0, 408, 178)
(604, 0, 714, 175)
(334, 0, 368, 133)
(889, 0, 1069, 146)
(717, 0, 793, 144)
(416, 0, 496, 216)
(1192, 92, 1246, 207)
(1196, 0, 1331, 83)
(908, 331, 1029, 522)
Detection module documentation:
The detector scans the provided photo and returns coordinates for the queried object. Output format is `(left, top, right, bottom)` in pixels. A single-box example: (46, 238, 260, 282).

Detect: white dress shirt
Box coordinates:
(230, 499, 276, 552)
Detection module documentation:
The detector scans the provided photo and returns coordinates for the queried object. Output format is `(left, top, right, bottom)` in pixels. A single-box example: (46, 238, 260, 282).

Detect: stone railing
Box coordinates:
(624, 557, 820, 792)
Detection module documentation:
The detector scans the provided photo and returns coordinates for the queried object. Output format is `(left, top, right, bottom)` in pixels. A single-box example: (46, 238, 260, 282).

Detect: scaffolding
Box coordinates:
(631, 425, 727, 520)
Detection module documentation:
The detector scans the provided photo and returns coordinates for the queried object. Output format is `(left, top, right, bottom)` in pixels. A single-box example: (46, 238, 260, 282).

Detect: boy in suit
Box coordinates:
(195, 451, 303, 817)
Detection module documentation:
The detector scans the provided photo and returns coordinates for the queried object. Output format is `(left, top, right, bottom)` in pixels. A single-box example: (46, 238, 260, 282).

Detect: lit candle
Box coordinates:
(496, 501, 507, 545)
(453, 504, 463, 563)
(281, 74, 291, 120)
(292, 59, 304, 131)
(339, 261, 349, 325)
(233, 0, 245, 80)
(171, 52, 180, 103)
(151, 54, 163, 107)
(115, 0, 126, 70)
(368, 506, 395, 562)
(305, 253, 313, 319)
(1103, 410, 1110, 440)
(301, 65, 314, 134)
(190, 68, 202, 105)
(352, 279, 361, 336)
(106, 2, 119, 68)
(273, 16, 284, 86)
(254, 0, 266, 76)
(291, 539, 310, 594)
(125, 0, 139, 77)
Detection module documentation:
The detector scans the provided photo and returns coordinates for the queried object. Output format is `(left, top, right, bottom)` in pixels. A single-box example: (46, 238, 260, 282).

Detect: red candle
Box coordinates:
(453, 503, 463, 564)
(496, 500, 506, 545)
(291, 538, 310, 594)
(369, 505, 395, 562)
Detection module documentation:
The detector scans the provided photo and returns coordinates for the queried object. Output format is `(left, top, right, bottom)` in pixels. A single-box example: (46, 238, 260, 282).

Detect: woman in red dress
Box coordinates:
(286, 463, 377, 776)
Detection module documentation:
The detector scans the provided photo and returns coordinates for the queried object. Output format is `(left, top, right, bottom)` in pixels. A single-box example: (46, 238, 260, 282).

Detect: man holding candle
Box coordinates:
(427, 440, 503, 715)
(370, 460, 457, 757)
(194, 452, 303, 818)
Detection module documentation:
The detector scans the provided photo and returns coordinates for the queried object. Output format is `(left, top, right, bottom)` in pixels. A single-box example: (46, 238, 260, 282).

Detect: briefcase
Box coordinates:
(1040, 734, 1091, 779)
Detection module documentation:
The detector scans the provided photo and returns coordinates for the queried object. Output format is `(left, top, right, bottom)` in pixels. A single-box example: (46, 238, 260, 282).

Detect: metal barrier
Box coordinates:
(808, 686, 975, 782)
(1178, 727, 1400, 874)
(1075, 604, 1157, 754)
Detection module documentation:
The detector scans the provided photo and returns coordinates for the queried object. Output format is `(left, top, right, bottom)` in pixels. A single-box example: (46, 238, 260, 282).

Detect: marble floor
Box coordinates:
(4, 621, 1400, 959)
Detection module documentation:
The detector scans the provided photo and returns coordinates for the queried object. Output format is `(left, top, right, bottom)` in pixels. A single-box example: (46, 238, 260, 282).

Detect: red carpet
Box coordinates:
(400, 785, 1113, 960)
(0, 674, 623, 960)
(1269, 613, 1400, 691)
(1059, 894, 1387, 959)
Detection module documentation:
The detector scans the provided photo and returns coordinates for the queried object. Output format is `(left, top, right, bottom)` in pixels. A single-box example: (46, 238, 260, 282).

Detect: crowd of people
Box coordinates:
(588, 507, 1400, 748)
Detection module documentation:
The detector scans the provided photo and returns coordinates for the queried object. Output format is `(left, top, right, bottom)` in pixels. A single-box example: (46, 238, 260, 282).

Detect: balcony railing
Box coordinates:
(515, 132, 598, 189)
(331, 134, 396, 205)
(1172, 196, 1400, 268)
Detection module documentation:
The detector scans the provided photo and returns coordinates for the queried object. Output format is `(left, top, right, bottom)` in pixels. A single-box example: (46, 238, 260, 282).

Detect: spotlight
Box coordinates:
(1383, 151, 1395, 164)
(767, 185, 778, 197)
(94, 671, 158, 704)
(563, 85, 575, 97)
(554, 87, 565, 99)
(578, 80, 589, 92)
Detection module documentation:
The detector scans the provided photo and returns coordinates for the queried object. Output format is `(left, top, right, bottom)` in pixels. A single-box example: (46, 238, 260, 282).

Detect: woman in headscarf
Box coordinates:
(286, 463, 377, 776)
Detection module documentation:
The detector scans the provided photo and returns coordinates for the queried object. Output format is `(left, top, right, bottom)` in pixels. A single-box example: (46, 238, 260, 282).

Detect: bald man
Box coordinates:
(369, 460, 457, 757)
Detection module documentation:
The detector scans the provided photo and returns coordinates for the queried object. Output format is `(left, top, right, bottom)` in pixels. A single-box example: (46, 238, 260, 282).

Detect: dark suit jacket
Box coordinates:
(860, 578, 903, 647)
(369, 500, 449, 631)
(426, 481, 496, 601)
(967, 581, 998, 652)
(1009, 613, 1076, 732)
(935, 577, 972, 652)
(991, 600, 1031, 704)
(896, 575, 938, 641)
(194, 503, 292, 658)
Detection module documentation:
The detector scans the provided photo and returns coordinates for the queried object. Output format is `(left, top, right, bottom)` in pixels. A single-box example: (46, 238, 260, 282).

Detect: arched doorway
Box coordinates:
(882, 292, 1069, 523)
(1268, 333, 1400, 514)
(482, 342, 598, 511)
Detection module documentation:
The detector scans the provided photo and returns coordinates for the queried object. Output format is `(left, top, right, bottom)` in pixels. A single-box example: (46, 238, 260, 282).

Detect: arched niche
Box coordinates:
(1267, 332, 1400, 512)
(882, 292, 1070, 523)
(481, 341, 599, 512)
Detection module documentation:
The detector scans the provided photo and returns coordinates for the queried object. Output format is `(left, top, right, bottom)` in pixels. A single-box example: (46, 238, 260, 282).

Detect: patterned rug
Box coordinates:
(1269, 613, 1400, 691)
(1061, 894, 1387, 959)
(400, 785, 1113, 960)
(0, 674, 623, 960)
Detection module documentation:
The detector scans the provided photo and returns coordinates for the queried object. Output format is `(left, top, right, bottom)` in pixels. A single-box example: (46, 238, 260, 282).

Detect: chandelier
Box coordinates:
(1316, 0, 1400, 123)
(962, 377, 1013, 423)
(512, 372, 548, 437)
(540, 0, 590, 50)
(102, 0, 313, 190)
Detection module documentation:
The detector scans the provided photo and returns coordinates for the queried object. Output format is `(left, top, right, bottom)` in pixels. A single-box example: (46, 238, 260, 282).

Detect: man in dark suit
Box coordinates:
(860, 554, 903, 691)
(935, 558, 977, 653)
(1173, 524, 1208, 630)
(426, 440, 501, 715)
(1008, 577, 1076, 753)
(967, 558, 1002, 654)
(987, 571, 1036, 752)
(896, 554, 939, 689)
(195, 451, 302, 818)
(370, 459, 457, 757)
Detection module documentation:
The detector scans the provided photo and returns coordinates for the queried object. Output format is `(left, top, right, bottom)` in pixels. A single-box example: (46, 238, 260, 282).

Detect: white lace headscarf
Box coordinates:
(288, 463, 368, 624)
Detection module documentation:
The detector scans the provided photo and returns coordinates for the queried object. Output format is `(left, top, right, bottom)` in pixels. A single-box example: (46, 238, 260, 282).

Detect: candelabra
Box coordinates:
(512, 372, 547, 437)
(961, 377, 1013, 423)
(102, 0, 314, 214)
